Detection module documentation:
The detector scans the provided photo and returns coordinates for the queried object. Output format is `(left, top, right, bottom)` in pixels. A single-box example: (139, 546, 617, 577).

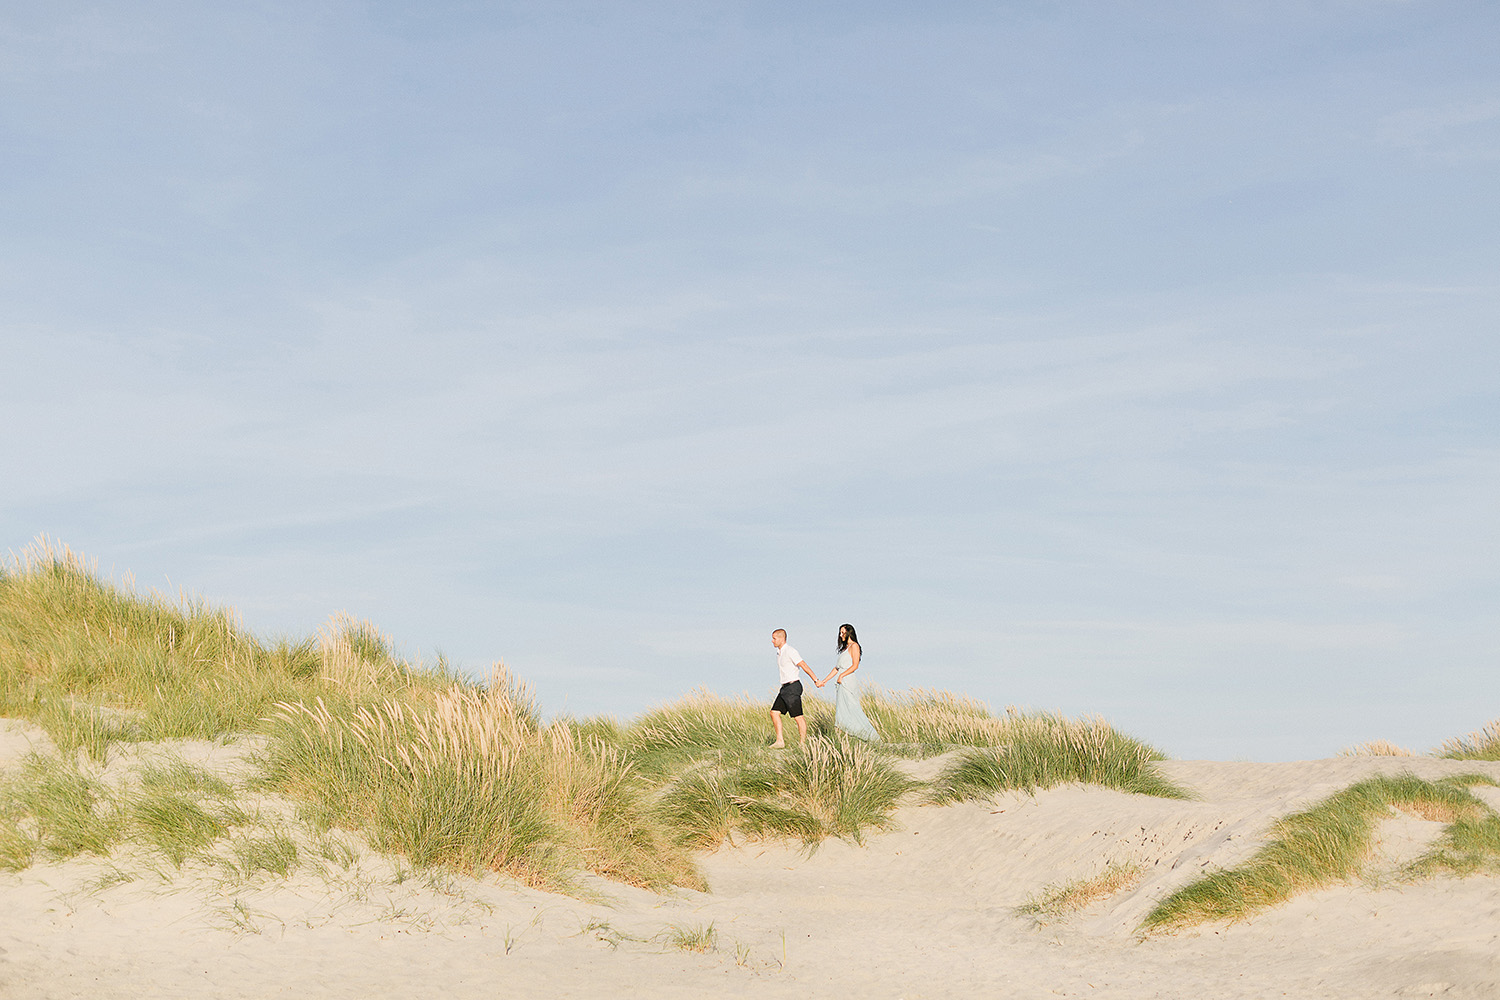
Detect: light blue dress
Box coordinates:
(833, 649, 880, 742)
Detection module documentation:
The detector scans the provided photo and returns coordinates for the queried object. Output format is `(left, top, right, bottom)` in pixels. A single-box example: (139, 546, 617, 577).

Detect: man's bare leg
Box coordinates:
(770, 710, 785, 748)
(796, 715, 807, 745)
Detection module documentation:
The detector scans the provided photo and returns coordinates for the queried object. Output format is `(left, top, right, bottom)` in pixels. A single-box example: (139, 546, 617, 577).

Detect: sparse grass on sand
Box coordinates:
(664, 921, 718, 953)
(0, 750, 258, 872)
(1017, 862, 1144, 923)
(1339, 740, 1416, 757)
(1141, 773, 1500, 932)
(1438, 720, 1500, 761)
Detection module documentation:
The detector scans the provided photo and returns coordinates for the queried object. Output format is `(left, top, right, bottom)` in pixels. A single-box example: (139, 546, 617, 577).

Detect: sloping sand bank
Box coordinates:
(3, 723, 1498, 1000)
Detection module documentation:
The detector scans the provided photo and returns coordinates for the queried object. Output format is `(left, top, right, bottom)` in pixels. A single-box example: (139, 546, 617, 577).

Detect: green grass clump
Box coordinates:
(927, 712, 1187, 803)
(1403, 803, 1500, 879)
(35, 700, 141, 763)
(665, 921, 718, 953)
(653, 764, 746, 848)
(654, 737, 916, 848)
(1438, 720, 1500, 761)
(130, 790, 229, 866)
(0, 749, 270, 873)
(620, 690, 833, 779)
(137, 757, 235, 799)
(0, 754, 122, 862)
(229, 832, 301, 878)
(1142, 773, 1495, 931)
(0, 821, 35, 872)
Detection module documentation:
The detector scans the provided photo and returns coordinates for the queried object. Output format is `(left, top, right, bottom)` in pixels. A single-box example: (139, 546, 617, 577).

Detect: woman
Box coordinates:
(818, 623, 880, 741)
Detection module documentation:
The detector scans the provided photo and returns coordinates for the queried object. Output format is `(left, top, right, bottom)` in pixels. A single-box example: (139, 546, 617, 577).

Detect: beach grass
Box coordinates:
(1339, 740, 1416, 757)
(1141, 773, 1496, 931)
(227, 831, 301, 878)
(858, 687, 1013, 755)
(0, 753, 121, 865)
(0, 748, 271, 872)
(617, 689, 834, 778)
(1, 539, 1199, 895)
(0, 538, 456, 751)
(1438, 720, 1500, 761)
(130, 786, 230, 866)
(926, 712, 1188, 803)
(1402, 800, 1500, 879)
(1017, 862, 1144, 922)
(260, 676, 704, 892)
(665, 921, 718, 953)
(653, 736, 916, 849)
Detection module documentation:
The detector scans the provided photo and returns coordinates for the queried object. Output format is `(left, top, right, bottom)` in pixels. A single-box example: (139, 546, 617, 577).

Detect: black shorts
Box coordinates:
(771, 680, 804, 717)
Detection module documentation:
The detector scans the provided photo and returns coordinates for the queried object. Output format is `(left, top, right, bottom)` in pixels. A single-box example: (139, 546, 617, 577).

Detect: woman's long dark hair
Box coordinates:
(837, 623, 859, 653)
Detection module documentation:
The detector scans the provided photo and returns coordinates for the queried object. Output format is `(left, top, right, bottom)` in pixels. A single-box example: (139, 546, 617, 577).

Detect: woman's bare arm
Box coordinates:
(838, 641, 861, 682)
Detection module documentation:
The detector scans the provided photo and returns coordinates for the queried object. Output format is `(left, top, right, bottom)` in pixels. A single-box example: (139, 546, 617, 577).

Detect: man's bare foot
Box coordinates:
(770, 741, 785, 749)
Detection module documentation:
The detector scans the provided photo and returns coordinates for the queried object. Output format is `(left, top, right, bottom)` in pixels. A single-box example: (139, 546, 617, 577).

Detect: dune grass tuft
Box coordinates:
(261, 674, 703, 892)
(35, 701, 141, 763)
(1339, 740, 1416, 757)
(1402, 787, 1500, 880)
(1141, 773, 1496, 932)
(619, 689, 832, 778)
(1438, 720, 1500, 761)
(665, 921, 718, 953)
(130, 790, 229, 867)
(228, 831, 301, 878)
(653, 737, 915, 849)
(1, 754, 122, 861)
(927, 712, 1187, 803)
(735, 737, 916, 844)
(1017, 862, 1144, 923)
(858, 688, 1013, 755)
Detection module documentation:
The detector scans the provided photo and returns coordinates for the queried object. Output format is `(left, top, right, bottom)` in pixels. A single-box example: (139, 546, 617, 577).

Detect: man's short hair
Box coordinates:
(772, 628, 787, 640)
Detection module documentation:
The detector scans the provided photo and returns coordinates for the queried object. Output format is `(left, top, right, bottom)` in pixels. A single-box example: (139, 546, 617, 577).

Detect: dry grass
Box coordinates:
(859, 688, 1015, 751)
(1438, 720, 1500, 761)
(1339, 740, 1416, 757)
(262, 670, 703, 892)
(1017, 862, 1143, 923)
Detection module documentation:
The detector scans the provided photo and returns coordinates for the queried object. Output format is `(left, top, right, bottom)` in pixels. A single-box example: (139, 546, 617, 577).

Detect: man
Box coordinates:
(769, 628, 819, 748)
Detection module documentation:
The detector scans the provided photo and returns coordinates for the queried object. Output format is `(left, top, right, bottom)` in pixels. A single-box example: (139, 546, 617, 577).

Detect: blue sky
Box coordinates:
(3, 1, 1498, 759)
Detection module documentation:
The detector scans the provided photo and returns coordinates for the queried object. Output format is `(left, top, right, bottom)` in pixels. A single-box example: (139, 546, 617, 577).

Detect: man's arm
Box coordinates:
(797, 659, 819, 684)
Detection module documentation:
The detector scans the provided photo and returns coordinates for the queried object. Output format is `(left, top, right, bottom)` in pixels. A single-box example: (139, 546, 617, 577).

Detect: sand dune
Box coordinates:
(3, 719, 1499, 1000)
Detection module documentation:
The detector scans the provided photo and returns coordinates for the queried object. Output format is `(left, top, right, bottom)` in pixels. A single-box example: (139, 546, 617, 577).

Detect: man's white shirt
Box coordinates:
(776, 644, 804, 684)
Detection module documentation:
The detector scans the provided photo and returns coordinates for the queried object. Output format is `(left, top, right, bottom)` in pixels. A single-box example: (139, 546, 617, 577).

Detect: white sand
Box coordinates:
(3, 721, 1499, 999)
